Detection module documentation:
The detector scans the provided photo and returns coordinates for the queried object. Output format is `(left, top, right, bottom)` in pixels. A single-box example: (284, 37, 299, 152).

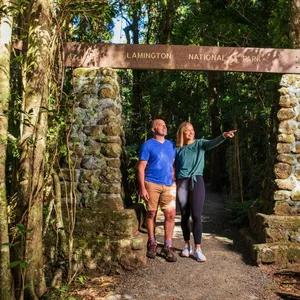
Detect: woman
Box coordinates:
(175, 122, 236, 262)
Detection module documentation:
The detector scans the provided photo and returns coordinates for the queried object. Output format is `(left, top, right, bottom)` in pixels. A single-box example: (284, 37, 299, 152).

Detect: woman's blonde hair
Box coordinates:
(176, 122, 192, 148)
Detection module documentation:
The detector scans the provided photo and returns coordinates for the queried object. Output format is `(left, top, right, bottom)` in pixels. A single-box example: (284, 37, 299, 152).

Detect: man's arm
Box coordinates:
(137, 160, 149, 201)
(172, 159, 176, 181)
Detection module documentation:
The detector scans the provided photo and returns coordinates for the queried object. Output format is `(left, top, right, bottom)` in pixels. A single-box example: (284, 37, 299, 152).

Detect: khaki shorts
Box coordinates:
(144, 181, 176, 211)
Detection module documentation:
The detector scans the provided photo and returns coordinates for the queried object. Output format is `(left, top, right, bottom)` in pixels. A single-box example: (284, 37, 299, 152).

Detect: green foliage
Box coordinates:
(267, 0, 293, 48)
(3, 0, 298, 295)
(41, 285, 74, 300)
(1, 224, 32, 276)
(47, 108, 69, 159)
(117, 0, 290, 204)
(61, 1, 116, 43)
(225, 198, 259, 227)
(124, 145, 140, 204)
(76, 275, 89, 285)
(7, 138, 19, 158)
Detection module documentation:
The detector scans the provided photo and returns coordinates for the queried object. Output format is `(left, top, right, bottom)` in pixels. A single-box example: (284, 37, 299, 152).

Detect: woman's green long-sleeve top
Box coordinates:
(175, 135, 226, 182)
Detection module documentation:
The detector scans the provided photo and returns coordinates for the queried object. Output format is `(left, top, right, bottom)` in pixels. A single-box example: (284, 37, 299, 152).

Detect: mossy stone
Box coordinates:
(99, 88, 116, 100)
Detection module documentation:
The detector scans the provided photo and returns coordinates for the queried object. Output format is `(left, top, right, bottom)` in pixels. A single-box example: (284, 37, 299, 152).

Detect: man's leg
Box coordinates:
(146, 210, 157, 241)
(163, 208, 176, 246)
(144, 181, 160, 258)
(145, 210, 158, 258)
(160, 183, 177, 262)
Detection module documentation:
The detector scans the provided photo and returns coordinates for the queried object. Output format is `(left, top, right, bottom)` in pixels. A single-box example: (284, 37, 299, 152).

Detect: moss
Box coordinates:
(101, 76, 118, 89)
(75, 209, 138, 238)
(291, 191, 300, 200)
(73, 68, 102, 79)
(72, 137, 81, 143)
(90, 178, 102, 190)
(76, 236, 109, 245)
(287, 218, 300, 230)
(100, 68, 116, 78)
(286, 246, 300, 263)
(99, 88, 116, 100)
(101, 143, 122, 158)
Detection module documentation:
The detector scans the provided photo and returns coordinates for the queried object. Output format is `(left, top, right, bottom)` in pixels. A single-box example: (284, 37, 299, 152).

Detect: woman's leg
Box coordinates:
(190, 176, 207, 261)
(191, 176, 205, 246)
(176, 178, 191, 242)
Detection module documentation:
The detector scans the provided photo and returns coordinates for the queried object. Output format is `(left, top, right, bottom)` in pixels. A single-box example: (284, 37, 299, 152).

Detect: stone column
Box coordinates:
(244, 75, 300, 266)
(60, 67, 147, 274)
(275, 75, 300, 215)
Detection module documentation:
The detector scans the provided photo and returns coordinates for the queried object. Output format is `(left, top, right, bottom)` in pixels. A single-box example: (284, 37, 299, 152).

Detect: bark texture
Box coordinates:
(291, 0, 300, 47)
(208, 72, 226, 192)
(0, 0, 15, 299)
(18, 0, 53, 298)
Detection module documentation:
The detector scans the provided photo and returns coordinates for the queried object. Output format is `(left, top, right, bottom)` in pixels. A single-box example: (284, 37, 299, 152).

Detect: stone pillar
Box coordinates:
(243, 75, 300, 267)
(60, 67, 147, 274)
(275, 75, 300, 215)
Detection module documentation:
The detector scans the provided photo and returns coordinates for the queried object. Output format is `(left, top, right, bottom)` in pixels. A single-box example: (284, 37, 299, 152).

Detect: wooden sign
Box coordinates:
(64, 42, 300, 74)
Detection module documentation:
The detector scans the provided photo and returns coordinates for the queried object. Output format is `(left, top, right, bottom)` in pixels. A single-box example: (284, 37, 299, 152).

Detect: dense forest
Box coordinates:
(0, 0, 298, 299)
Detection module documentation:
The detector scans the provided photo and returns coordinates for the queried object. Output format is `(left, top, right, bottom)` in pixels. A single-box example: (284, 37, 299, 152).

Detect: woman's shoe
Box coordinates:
(193, 248, 206, 262)
(180, 244, 193, 257)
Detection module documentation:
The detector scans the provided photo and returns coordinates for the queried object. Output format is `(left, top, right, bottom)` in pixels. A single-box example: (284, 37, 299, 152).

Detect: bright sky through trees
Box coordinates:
(111, 17, 126, 43)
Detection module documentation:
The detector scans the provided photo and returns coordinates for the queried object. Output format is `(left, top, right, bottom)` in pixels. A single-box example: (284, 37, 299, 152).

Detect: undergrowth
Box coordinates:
(225, 198, 260, 227)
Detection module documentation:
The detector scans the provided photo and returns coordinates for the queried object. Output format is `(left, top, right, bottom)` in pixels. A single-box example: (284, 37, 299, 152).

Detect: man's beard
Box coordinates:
(156, 131, 166, 136)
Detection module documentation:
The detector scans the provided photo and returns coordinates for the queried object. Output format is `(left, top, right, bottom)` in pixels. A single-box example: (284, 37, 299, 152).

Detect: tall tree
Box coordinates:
(160, 0, 177, 44)
(0, 0, 15, 299)
(291, 0, 300, 47)
(208, 72, 226, 191)
(18, 0, 53, 298)
(120, 1, 145, 143)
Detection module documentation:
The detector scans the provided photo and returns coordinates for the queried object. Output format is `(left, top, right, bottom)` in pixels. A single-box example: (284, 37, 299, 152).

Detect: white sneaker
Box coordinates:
(193, 248, 206, 262)
(180, 244, 193, 257)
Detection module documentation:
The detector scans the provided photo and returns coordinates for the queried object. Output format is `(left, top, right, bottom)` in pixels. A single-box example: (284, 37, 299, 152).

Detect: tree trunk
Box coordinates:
(234, 118, 244, 202)
(18, 0, 53, 298)
(208, 72, 226, 191)
(124, 5, 144, 144)
(160, 0, 176, 45)
(52, 172, 68, 258)
(290, 0, 300, 47)
(0, 1, 15, 299)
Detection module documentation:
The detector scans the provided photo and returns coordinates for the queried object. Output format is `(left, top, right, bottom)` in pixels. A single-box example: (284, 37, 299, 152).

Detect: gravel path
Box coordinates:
(71, 187, 281, 300)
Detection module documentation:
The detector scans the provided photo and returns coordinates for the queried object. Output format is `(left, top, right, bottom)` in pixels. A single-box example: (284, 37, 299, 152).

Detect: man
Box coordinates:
(138, 119, 177, 262)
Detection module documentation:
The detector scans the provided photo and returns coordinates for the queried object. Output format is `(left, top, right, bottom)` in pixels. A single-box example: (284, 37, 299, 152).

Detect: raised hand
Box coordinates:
(223, 130, 237, 138)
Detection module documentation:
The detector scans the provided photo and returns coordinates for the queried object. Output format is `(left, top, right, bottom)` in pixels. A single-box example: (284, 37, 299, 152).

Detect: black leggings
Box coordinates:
(176, 175, 205, 244)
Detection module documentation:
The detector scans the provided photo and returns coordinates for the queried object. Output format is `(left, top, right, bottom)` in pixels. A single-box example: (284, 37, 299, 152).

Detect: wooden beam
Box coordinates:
(64, 42, 300, 73)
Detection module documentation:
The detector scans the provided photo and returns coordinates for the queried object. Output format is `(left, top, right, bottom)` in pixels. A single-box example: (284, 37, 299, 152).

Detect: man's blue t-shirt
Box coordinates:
(139, 138, 176, 186)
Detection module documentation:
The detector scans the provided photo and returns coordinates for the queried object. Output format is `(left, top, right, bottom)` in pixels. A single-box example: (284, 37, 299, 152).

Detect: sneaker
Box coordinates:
(160, 246, 177, 262)
(180, 244, 193, 257)
(193, 248, 206, 262)
(146, 242, 157, 259)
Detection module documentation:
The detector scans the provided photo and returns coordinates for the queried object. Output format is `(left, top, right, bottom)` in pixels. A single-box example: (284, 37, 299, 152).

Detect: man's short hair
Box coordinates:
(151, 119, 163, 128)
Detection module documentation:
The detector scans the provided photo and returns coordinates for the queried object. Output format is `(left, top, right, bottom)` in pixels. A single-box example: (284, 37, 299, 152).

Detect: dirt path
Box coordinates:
(71, 188, 281, 300)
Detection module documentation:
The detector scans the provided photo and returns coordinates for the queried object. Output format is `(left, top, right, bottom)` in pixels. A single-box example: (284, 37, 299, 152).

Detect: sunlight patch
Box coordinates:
(214, 236, 234, 245)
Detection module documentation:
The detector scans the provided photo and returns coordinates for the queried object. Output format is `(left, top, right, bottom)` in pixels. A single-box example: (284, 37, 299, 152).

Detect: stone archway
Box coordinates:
(60, 44, 300, 273)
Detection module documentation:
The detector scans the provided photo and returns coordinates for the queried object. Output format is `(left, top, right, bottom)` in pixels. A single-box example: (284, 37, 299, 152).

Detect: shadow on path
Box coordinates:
(109, 186, 281, 300)
(154, 185, 251, 264)
(70, 187, 281, 300)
